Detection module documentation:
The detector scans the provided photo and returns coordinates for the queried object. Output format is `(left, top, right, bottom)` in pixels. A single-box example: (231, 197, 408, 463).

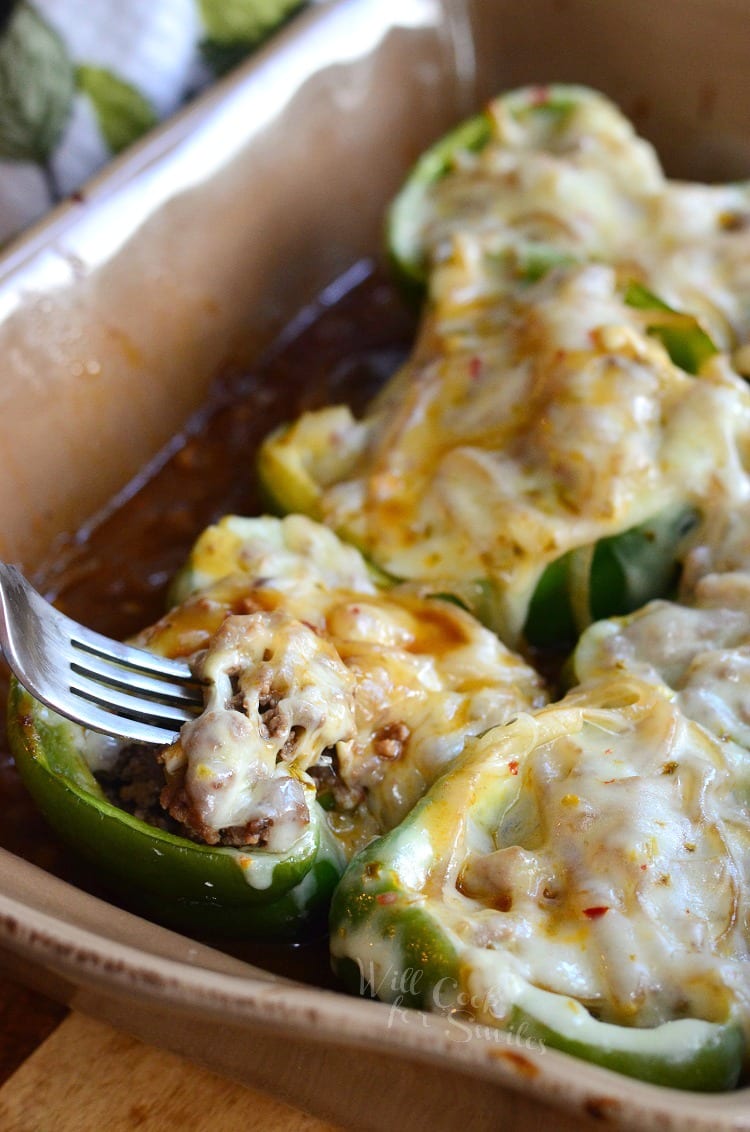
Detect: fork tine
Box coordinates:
(69, 667, 200, 725)
(71, 633, 198, 680)
(49, 694, 192, 747)
(0, 562, 195, 683)
(69, 649, 204, 707)
(0, 562, 206, 746)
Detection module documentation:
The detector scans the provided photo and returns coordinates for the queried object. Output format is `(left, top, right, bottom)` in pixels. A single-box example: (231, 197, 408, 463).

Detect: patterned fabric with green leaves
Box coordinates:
(0, 0, 307, 242)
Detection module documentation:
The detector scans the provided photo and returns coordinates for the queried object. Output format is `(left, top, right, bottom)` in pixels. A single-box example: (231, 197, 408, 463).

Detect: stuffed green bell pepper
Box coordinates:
(257, 260, 741, 649)
(386, 82, 750, 356)
(330, 673, 749, 1090)
(9, 680, 341, 938)
(258, 84, 750, 649)
(386, 84, 665, 294)
(9, 514, 544, 937)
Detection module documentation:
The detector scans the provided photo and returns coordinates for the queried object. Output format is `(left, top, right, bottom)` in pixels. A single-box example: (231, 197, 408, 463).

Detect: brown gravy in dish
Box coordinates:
(0, 261, 416, 983)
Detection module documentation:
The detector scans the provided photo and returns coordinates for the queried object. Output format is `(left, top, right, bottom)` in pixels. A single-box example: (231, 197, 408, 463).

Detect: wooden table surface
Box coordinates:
(0, 976, 341, 1131)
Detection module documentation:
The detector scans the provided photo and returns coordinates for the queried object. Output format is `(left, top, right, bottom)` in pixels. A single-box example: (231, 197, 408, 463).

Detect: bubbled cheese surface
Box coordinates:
(266, 86, 750, 644)
(452, 683, 749, 1032)
(134, 515, 545, 853)
(336, 678, 750, 1040)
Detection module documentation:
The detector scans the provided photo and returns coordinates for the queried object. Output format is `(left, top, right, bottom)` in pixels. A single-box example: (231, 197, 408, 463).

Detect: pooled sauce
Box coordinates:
(0, 260, 416, 984)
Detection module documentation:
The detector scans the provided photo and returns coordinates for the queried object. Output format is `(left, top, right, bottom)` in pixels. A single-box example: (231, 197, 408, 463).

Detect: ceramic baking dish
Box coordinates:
(0, 0, 749, 1126)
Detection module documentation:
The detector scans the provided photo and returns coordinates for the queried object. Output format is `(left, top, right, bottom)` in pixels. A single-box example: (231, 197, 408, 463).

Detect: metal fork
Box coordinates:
(0, 563, 204, 746)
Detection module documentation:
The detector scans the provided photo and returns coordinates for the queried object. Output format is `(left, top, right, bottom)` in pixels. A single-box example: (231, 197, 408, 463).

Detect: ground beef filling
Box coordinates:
(97, 745, 182, 834)
(97, 745, 281, 847)
(308, 750, 365, 811)
(158, 767, 287, 848)
(97, 741, 346, 847)
(308, 722, 410, 811)
(97, 716, 412, 844)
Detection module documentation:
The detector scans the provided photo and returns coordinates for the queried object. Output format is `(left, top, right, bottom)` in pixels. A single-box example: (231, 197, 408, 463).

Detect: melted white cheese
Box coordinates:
(465, 698, 746, 1026)
(170, 513, 378, 608)
(336, 678, 749, 1038)
(265, 86, 750, 644)
(418, 85, 664, 284)
(128, 517, 544, 856)
(168, 611, 357, 852)
(315, 262, 750, 641)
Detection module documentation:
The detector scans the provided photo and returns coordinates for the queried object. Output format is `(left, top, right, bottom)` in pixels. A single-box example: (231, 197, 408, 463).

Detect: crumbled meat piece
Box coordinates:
(97, 745, 175, 830)
(159, 740, 310, 849)
(240, 595, 263, 614)
(220, 816, 273, 847)
(159, 774, 221, 844)
(262, 706, 287, 739)
(372, 721, 410, 761)
(308, 753, 366, 811)
(159, 776, 276, 846)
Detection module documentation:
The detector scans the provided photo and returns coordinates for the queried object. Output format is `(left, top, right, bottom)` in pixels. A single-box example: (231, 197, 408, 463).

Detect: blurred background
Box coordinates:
(0, 0, 309, 241)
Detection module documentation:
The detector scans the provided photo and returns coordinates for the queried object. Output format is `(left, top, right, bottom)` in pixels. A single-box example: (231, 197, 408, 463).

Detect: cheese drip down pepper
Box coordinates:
(258, 84, 750, 648)
(330, 675, 749, 1089)
(8, 515, 543, 937)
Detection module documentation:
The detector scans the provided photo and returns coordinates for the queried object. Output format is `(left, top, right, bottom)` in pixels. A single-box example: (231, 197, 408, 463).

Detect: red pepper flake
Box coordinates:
(376, 892, 398, 906)
(531, 85, 550, 106)
(640, 864, 648, 871)
(469, 356, 482, 381)
(508, 760, 519, 775)
(583, 906, 609, 920)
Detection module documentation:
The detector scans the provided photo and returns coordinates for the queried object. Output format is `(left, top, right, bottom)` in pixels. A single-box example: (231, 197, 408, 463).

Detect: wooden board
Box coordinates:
(0, 1012, 341, 1132)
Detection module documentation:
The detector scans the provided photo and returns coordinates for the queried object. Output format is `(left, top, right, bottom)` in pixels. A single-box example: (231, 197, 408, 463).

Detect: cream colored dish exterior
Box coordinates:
(0, 0, 749, 1127)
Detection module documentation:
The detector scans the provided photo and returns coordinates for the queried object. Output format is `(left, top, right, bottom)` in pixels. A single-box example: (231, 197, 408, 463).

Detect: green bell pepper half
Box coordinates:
(508, 998, 744, 1093)
(329, 819, 461, 1010)
(256, 431, 700, 649)
(386, 110, 493, 294)
(255, 408, 700, 650)
(386, 86, 581, 294)
(329, 718, 745, 1091)
(8, 679, 344, 939)
(524, 504, 699, 647)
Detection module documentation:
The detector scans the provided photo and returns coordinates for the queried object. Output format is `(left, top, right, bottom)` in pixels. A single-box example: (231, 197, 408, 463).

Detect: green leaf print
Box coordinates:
(199, 0, 304, 42)
(76, 66, 157, 155)
(0, 2, 75, 164)
(198, 0, 305, 75)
